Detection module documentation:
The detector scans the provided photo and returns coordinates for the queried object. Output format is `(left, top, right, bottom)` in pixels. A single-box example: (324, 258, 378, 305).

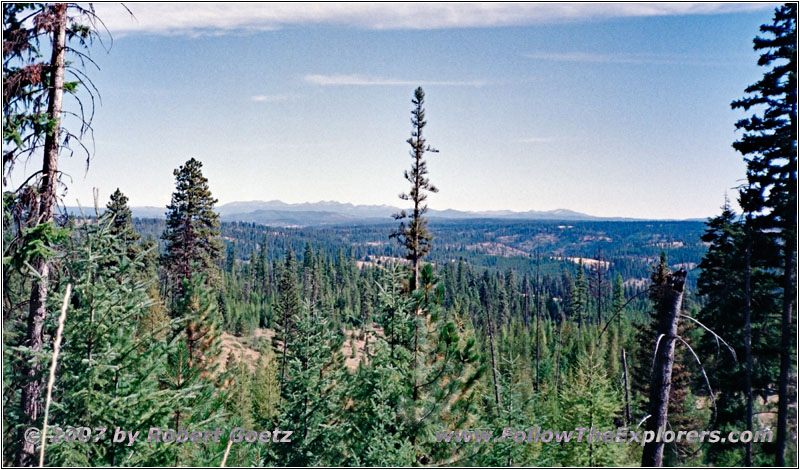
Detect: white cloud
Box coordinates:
(92, 2, 776, 36)
(516, 137, 554, 144)
(304, 74, 486, 87)
(250, 94, 291, 102)
(523, 51, 748, 66)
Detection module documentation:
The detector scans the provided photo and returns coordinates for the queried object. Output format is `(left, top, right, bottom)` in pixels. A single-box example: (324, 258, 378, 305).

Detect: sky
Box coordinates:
(4, 2, 783, 219)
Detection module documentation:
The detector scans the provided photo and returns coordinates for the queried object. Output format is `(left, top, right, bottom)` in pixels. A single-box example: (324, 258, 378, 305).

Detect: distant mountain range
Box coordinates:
(66, 200, 652, 226)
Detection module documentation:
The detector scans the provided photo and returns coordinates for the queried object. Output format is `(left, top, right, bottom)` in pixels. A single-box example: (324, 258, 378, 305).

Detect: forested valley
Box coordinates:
(2, 3, 796, 467)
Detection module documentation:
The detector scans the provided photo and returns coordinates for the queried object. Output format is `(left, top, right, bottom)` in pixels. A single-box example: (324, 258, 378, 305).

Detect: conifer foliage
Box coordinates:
(162, 158, 223, 300)
(731, 4, 797, 464)
(392, 87, 439, 288)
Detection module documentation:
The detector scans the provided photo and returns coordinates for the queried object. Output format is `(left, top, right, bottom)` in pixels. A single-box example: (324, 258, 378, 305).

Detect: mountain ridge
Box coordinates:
(66, 199, 703, 225)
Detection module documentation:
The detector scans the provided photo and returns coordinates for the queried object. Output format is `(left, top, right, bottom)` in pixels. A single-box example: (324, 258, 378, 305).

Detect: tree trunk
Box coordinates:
(535, 256, 540, 391)
(744, 227, 753, 467)
(641, 269, 686, 467)
(622, 348, 631, 426)
(554, 320, 563, 394)
(776, 239, 794, 467)
(485, 308, 501, 411)
(17, 4, 67, 467)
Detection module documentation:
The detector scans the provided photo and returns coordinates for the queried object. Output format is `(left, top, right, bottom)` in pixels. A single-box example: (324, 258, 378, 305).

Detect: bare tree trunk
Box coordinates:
(534, 255, 542, 392)
(554, 319, 563, 394)
(641, 269, 686, 467)
(744, 227, 753, 467)
(622, 348, 631, 426)
(17, 4, 67, 466)
(535, 300, 540, 392)
(535, 253, 540, 391)
(522, 277, 529, 328)
(485, 308, 501, 411)
(776, 240, 794, 467)
(279, 314, 289, 404)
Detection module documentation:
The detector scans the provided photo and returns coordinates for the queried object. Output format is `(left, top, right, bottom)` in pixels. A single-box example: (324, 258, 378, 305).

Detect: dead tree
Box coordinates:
(535, 250, 541, 391)
(588, 253, 609, 325)
(485, 306, 501, 411)
(17, 5, 67, 466)
(622, 348, 631, 426)
(641, 269, 686, 467)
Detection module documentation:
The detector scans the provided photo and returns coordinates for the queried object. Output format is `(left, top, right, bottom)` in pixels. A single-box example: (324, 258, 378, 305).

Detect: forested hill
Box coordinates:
(133, 217, 706, 286)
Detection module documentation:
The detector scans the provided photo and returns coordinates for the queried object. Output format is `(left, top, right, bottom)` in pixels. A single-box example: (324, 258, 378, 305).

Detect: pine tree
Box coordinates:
(697, 203, 781, 466)
(275, 250, 300, 392)
(161, 273, 229, 466)
(39, 213, 176, 466)
(161, 158, 223, 301)
(339, 338, 414, 466)
(573, 261, 588, 329)
(612, 273, 625, 329)
(251, 346, 281, 427)
(391, 264, 484, 464)
(275, 301, 346, 466)
(392, 87, 439, 288)
(557, 343, 628, 466)
(588, 254, 609, 325)
(105, 188, 140, 247)
(3, 5, 102, 463)
(731, 4, 797, 464)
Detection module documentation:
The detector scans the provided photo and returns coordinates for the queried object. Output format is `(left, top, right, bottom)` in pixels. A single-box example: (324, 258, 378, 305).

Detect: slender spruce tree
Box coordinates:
(275, 249, 300, 393)
(392, 87, 439, 289)
(731, 4, 797, 464)
(106, 189, 139, 245)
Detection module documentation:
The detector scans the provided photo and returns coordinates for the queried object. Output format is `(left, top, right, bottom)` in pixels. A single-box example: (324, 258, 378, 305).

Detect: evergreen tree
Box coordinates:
(35, 214, 176, 466)
(612, 273, 625, 328)
(161, 158, 223, 301)
(251, 346, 281, 428)
(275, 301, 346, 466)
(731, 4, 797, 464)
(697, 204, 781, 466)
(392, 87, 439, 288)
(105, 188, 140, 248)
(3, 5, 103, 462)
(573, 261, 588, 329)
(275, 249, 300, 392)
(388, 264, 483, 465)
(161, 273, 229, 466)
(557, 343, 628, 466)
(339, 339, 414, 466)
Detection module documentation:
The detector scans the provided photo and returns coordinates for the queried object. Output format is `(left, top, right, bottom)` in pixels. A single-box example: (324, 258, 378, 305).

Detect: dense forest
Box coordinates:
(2, 3, 796, 467)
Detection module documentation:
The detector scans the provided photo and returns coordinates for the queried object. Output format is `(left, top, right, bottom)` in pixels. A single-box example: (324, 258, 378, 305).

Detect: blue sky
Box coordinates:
(7, 3, 782, 219)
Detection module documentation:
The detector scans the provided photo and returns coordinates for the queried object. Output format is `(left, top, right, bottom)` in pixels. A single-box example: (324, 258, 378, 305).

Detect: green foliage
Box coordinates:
(161, 158, 223, 301)
(160, 273, 229, 466)
(274, 301, 346, 466)
(696, 204, 781, 465)
(556, 342, 628, 466)
(392, 87, 439, 287)
(4, 221, 69, 274)
(42, 213, 177, 466)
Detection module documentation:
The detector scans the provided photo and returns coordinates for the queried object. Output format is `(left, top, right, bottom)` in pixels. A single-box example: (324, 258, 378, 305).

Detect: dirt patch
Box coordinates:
(554, 256, 610, 270)
(466, 242, 530, 258)
(218, 328, 276, 372)
(341, 324, 385, 371)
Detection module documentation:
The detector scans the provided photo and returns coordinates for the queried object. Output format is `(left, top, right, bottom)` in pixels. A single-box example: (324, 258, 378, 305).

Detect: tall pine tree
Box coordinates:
(731, 4, 797, 464)
(392, 87, 439, 289)
(161, 158, 223, 302)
